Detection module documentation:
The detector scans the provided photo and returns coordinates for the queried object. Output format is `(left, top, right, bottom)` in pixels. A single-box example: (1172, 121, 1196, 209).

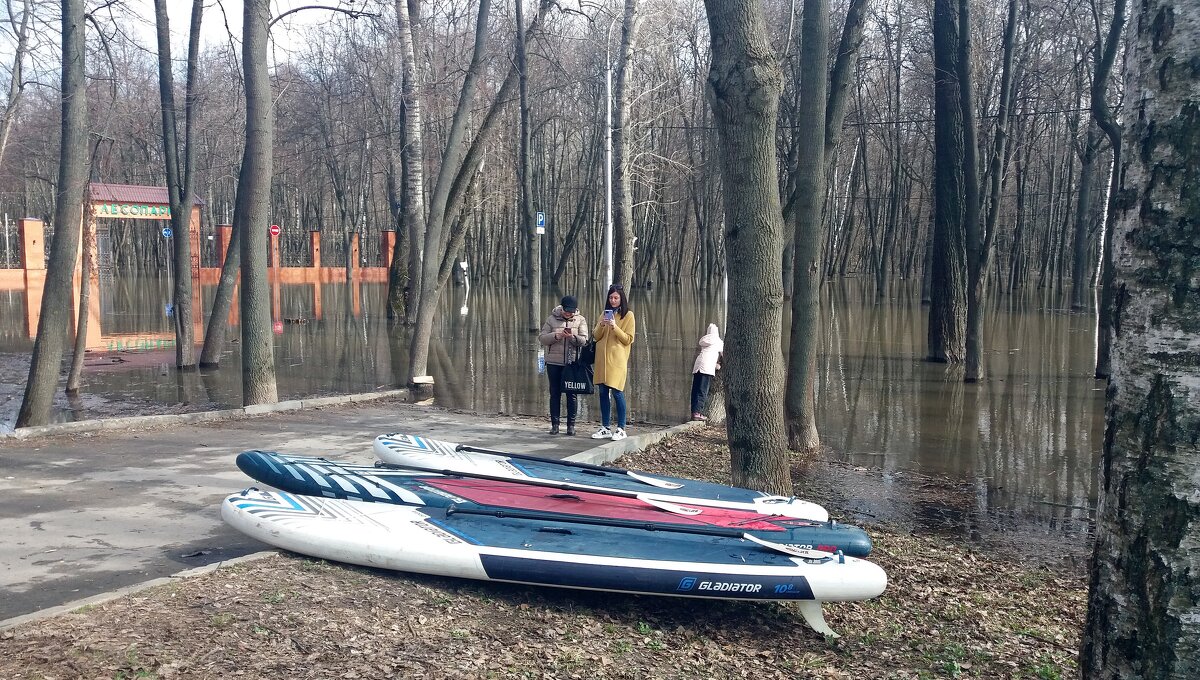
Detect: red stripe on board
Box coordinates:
(423, 478, 786, 531)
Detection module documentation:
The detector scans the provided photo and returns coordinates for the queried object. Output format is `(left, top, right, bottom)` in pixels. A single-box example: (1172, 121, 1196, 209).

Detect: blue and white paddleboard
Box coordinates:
(235, 450, 873, 556)
(373, 433, 831, 522)
(222, 488, 886, 637)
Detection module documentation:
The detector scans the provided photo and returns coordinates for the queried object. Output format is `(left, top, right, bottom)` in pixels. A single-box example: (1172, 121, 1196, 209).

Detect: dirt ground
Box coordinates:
(0, 426, 1086, 679)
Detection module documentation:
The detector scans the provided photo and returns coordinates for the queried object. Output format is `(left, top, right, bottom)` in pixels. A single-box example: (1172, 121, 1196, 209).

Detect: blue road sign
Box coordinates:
(161, 226, 173, 238)
(536, 211, 545, 227)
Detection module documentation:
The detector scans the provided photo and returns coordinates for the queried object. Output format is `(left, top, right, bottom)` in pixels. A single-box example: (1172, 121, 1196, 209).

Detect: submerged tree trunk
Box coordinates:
(1069, 127, 1100, 311)
(16, 0, 88, 428)
(612, 0, 640, 291)
(517, 0, 539, 331)
(198, 224, 240, 367)
(1090, 0, 1127, 380)
(66, 212, 94, 394)
(928, 0, 969, 364)
(236, 0, 278, 405)
(703, 0, 790, 495)
(154, 0, 204, 368)
(395, 0, 429, 375)
(406, 0, 492, 382)
(964, 0, 1014, 381)
(784, 0, 829, 454)
(1079, 0, 1200, 673)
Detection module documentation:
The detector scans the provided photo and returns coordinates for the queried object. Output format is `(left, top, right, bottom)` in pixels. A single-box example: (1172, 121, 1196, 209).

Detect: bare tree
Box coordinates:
(1090, 0, 1127, 379)
(517, 0, 538, 331)
(783, 0, 829, 453)
(928, 0, 972, 364)
(405, 1, 554, 384)
(16, 0, 87, 427)
(0, 0, 31, 167)
(611, 0, 639, 290)
(236, 0, 278, 405)
(965, 0, 1018, 382)
(702, 0, 790, 495)
(154, 0, 204, 368)
(1079, 0, 1200, 672)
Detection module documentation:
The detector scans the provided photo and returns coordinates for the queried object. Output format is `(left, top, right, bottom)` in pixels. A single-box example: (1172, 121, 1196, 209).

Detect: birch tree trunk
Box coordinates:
(406, 0, 492, 382)
(237, 0, 278, 405)
(612, 0, 639, 290)
(395, 0, 429, 375)
(1080, 0, 1200, 673)
(1091, 0, 1128, 379)
(16, 0, 88, 428)
(703, 0, 790, 495)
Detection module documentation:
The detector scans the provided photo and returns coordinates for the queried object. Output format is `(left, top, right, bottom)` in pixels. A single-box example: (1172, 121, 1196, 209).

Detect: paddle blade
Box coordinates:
(636, 495, 703, 516)
(626, 470, 684, 489)
(742, 533, 835, 560)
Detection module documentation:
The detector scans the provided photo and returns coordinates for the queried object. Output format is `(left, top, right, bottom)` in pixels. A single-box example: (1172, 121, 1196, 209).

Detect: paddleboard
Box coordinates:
(222, 487, 886, 636)
(235, 450, 872, 556)
(373, 432, 831, 522)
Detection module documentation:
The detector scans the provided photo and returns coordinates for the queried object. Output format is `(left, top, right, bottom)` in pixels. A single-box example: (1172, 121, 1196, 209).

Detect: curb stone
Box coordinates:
(0, 389, 410, 441)
(566, 420, 704, 466)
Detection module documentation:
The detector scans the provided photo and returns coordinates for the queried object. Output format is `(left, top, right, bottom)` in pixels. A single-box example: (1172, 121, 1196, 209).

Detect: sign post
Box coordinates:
(535, 211, 545, 235)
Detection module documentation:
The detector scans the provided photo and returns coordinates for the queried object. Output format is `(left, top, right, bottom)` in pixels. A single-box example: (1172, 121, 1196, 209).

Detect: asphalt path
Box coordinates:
(0, 401, 630, 624)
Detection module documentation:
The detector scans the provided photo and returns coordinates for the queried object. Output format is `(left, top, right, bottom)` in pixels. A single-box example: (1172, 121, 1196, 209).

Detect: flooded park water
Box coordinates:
(0, 276, 1102, 563)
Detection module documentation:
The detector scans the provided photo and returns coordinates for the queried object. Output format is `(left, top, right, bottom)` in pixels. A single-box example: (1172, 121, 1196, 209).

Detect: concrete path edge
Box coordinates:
(0, 389, 410, 441)
(565, 420, 705, 466)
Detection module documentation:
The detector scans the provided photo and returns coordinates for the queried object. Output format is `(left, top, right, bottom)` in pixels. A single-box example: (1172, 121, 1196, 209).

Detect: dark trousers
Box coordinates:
(690, 372, 712, 414)
(546, 364, 577, 424)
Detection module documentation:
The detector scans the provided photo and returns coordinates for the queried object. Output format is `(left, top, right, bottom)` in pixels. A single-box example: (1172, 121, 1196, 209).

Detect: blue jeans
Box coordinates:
(598, 384, 626, 429)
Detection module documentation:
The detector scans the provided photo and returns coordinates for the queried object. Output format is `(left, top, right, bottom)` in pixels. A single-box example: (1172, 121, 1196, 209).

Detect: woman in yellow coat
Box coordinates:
(590, 284, 636, 441)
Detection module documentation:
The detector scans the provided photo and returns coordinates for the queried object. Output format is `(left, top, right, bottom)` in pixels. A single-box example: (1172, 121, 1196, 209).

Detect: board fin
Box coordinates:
(796, 600, 839, 638)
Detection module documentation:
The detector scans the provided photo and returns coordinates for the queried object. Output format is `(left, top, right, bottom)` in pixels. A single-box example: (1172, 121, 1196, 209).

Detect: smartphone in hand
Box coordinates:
(603, 309, 615, 323)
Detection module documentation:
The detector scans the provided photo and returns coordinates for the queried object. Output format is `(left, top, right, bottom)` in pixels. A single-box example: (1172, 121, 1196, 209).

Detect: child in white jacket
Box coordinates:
(690, 323, 723, 420)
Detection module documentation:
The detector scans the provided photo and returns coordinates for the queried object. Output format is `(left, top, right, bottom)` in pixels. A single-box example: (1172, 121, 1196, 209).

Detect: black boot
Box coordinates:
(548, 420, 560, 435)
(565, 422, 576, 436)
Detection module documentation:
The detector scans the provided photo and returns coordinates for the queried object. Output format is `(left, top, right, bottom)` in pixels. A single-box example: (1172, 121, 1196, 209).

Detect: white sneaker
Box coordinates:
(611, 428, 627, 441)
(591, 427, 612, 439)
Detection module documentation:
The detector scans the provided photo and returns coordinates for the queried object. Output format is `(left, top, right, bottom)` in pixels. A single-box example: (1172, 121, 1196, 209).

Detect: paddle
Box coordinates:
(369, 458, 825, 520)
(452, 443, 686, 490)
(367, 459, 706, 516)
(444, 504, 840, 561)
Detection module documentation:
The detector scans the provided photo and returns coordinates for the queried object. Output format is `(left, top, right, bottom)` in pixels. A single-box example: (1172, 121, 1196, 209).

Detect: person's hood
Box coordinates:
(551, 305, 566, 319)
(706, 323, 720, 337)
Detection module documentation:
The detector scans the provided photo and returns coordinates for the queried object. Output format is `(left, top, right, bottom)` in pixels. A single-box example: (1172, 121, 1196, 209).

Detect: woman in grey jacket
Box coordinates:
(538, 295, 589, 435)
